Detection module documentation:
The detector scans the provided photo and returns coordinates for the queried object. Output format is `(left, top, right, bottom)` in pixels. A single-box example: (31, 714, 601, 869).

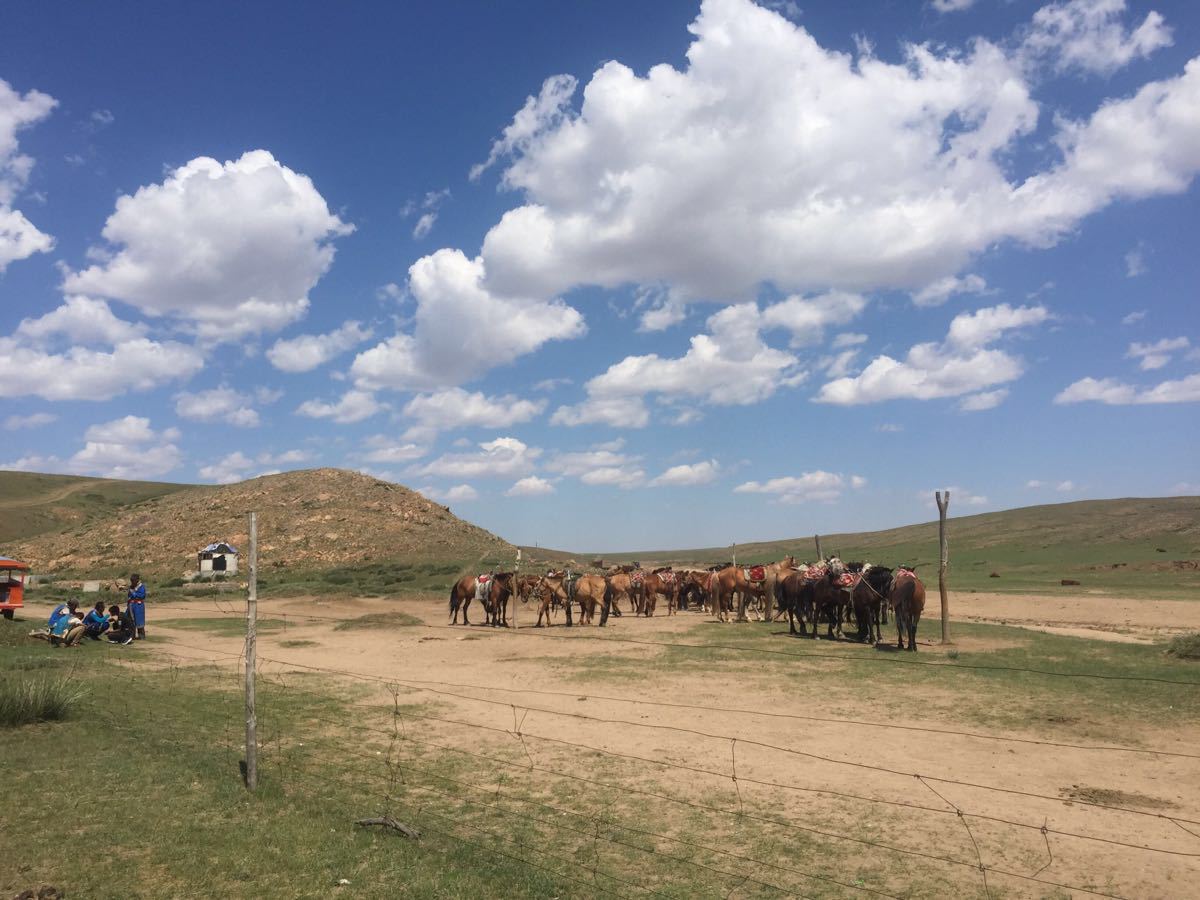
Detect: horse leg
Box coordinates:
(909, 610, 920, 652)
(895, 605, 905, 650)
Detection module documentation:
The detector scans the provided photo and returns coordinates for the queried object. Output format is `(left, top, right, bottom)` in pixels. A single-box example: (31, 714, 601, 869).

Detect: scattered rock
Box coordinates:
(988, 572, 1000, 578)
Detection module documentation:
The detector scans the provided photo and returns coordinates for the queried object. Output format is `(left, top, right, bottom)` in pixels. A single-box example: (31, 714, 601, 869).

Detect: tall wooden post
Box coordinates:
(814, 534, 823, 561)
(245, 511, 258, 790)
(935, 491, 950, 645)
(512, 547, 521, 630)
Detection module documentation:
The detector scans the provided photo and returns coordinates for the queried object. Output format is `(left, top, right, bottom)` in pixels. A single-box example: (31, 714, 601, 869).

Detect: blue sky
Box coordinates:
(1, 0, 1198, 551)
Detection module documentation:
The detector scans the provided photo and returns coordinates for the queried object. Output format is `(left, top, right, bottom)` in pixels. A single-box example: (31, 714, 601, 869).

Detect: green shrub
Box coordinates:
(162, 578, 186, 588)
(1166, 632, 1200, 660)
(0, 676, 87, 727)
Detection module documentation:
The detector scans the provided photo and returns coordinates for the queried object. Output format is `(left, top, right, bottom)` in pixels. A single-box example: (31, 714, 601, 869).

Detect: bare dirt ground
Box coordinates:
(148, 589, 1200, 899)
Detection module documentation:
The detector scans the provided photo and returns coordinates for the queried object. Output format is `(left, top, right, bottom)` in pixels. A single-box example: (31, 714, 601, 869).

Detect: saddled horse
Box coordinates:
(606, 572, 637, 615)
(448, 572, 515, 627)
(675, 570, 710, 612)
(532, 573, 572, 627)
(762, 556, 799, 620)
(640, 568, 678, 616)
(889, 567, 925, 651)
(574, 574, 615, 625)
(807, 559, 857, 640)
(849, 565, 892, 644)
(775, 570, 815, 636)
(708, 565, 769, 623)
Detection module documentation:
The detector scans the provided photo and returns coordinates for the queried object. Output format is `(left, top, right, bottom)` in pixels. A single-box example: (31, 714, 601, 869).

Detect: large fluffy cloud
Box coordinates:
(4, 416, 183, 480)
(16, 296, 147, 345)
(816, 304, 1048, 405)
(0, 78, 56, 271)
(295, 390, 384, 424)
(64, 150, 353, 339)
(350, 249, 585, 391)
(466, 0, 1198, 309)
(0, 336, 204, 401)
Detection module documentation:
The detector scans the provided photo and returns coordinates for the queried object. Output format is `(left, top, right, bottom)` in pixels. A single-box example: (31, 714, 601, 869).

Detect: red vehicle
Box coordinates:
(0, 557, 30, 620)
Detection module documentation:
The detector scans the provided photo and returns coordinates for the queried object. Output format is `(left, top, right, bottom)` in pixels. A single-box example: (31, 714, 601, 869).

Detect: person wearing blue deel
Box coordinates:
(127, 573, 147, 640)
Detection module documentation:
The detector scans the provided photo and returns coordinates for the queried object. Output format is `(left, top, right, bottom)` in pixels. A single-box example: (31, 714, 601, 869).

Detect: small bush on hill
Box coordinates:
(1166, 633, 1200, 660)
(0, 676, 86, 727)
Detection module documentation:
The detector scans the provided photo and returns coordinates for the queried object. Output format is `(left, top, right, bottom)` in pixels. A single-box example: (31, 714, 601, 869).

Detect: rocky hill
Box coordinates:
(11, 468, 513, 578)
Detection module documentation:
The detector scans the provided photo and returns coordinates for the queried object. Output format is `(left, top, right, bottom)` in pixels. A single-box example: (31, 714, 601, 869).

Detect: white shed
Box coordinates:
(198, 541, 239, 575)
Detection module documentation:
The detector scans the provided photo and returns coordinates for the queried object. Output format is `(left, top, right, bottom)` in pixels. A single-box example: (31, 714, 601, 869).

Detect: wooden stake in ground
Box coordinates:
(245, 511, 258, 791)
(935, 491, 950, 645)
(814, 534, 823, 561)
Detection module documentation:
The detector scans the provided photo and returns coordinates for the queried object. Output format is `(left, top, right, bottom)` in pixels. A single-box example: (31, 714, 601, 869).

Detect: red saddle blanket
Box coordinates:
(477, 573, 492, 584)
(895, 567, 917, 580)
(630, 571, 645, 587)
(744, 565, 766, 582)
(658, 571, 676, 584)
(834, 572, 860, 588)
(803, 565, 828, 582)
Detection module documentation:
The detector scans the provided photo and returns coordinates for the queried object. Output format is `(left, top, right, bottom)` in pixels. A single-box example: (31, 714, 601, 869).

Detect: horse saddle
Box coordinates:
(744, 565, 766, 583)
(474, 574, 492, 601)
(895, 567, 917, 579)
(630, 571, 645, 587)
(834, 572, 859, 588)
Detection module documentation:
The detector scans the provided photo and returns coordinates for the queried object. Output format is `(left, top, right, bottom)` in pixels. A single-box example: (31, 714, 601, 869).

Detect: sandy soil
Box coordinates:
(146, 590, 1200, 899)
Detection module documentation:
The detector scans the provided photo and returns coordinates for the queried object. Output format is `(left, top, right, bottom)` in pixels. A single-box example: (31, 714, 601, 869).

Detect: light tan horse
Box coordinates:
(606, 572, 639, 615)
(573, 575, 612, 625)
(761, 556, 798, 620)
(707, 565, 769, 622)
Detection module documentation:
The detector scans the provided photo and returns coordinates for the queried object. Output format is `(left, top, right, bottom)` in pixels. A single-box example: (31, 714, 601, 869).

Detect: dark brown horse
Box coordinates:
(889, 568, 925, 651)
(850, 565, 892, 644)
(774, 570, 814, 636)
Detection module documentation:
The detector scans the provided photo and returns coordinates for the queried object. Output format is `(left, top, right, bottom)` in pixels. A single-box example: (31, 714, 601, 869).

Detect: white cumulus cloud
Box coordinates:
(267, 321, 374, 373)
(64, 150, 353, 340)
(649, 459, 719, 487)
(400, 388, 546, 441)
(734, 470, 865, 504)
(817, 304, 1049, 405)
(1020, 0, 1172, 76)
(413, 436, 540, 480)
(1127, 336, 1189, 371)
(506, 475, 556, 497)
(1055, 372, 1200, 404)
(0, 337, 204, 401)
(0, 77, 56, 271)
(350, 249, 585, 391)
(16, 296, 147, 345)
(6, 416, 185, 480)
(295, 390, 384, 424)
(175, 387, 261, 427)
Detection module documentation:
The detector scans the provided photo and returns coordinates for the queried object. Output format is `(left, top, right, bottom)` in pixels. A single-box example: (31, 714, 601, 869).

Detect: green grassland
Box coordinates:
(526, 496, 1200, 598)
(0, 470, 194, 545)
(3, 606, 1198, 898)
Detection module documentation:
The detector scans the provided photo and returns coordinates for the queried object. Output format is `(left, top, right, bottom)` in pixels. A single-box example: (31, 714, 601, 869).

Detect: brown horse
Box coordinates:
(889, 568, 925, 651)
(774, 570, 814, 636)
(606, 572, 637, 615)
(533, 573, 572, 627)
(707, 565, 768, 623)
(448, 572, 515, 627)
(640, 568, 677, 616)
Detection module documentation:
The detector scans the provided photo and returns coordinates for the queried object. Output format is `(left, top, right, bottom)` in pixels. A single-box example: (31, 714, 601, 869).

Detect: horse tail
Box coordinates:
(449, 583, 459, 614)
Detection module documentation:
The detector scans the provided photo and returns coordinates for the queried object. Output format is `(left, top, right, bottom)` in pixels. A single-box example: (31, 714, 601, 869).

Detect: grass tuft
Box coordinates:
(1166, 632, 1200, 661)
(0, 676, 87, 727)
(333, 611, 423, 630)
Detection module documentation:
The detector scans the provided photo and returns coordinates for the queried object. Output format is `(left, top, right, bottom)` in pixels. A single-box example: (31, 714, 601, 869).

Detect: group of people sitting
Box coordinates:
(33, 599, 137, 646)
(30, 574, 147, 648)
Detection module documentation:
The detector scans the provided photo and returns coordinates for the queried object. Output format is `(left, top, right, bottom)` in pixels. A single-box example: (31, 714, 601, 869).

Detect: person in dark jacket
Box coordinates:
(107, 604, 135, 645)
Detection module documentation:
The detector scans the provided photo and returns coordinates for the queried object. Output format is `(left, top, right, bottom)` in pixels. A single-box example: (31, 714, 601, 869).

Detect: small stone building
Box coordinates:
(198, 541, 239, 575)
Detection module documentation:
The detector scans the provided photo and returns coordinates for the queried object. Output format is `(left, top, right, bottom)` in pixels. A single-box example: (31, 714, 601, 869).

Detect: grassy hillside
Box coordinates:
(0, 470, 193, 545)
(524, 497, 1200, 598)
(10, 468, 514, 582)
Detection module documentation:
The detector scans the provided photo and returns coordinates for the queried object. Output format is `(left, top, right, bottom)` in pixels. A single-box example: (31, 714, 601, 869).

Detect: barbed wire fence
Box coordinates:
(123, 510, 1200, 899)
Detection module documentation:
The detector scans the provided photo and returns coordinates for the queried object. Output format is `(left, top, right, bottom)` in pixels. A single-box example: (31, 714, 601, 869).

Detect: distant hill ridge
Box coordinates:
(7, 468, 512, 577)
(523, 496, 1200, 598)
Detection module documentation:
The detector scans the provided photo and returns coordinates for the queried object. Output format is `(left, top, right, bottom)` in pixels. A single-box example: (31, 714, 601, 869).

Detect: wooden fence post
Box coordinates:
(935, 491, 950, 645)
(513, 547, 520, 630)
(814, 534, 823, 561)
(245, 511, 258, 790)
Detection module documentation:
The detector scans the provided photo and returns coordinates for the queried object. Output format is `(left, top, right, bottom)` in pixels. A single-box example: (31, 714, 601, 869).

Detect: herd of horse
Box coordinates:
(448, 556, 927, 651)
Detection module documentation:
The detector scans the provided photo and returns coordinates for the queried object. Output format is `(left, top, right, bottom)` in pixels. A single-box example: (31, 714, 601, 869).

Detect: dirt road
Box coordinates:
(144, 590, 1200, 899)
